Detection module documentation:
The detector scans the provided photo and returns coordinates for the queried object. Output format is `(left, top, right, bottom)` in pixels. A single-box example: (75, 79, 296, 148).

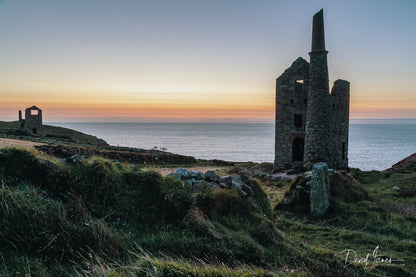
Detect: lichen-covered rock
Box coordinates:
(62, 154, 86, 165)
(175, 168, 192, 179)
(230, 175, 243, 189)
(205, 171, 221, 183)
(220, 176, 232, 187)
(169, 168, 254, 196)
(209, 183, 220, 190)
(190, 170, 205, 180)
(309, 162, 330, 216)
(241, 184, 254, 196)
(192, 180, 209, 192)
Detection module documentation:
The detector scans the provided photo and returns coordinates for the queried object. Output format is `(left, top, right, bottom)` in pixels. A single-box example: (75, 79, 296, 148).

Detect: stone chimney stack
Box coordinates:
(304, 9, 331, 169)
(311, 9, 326, 52)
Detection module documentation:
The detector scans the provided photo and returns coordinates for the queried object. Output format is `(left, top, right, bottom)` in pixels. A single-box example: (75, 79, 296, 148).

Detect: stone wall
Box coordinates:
(303, 52, 331, 170)
(21, 106, 43, 136)
(330, 80, 350, 169)
(274, 58, 309, 170)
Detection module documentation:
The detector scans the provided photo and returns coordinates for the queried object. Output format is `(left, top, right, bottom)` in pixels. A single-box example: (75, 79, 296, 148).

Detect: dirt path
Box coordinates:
(0, 138, 45, 149)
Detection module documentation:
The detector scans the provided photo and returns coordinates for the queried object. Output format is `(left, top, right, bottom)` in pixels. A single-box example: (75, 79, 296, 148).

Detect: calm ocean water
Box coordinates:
(49, 121, 416, 171)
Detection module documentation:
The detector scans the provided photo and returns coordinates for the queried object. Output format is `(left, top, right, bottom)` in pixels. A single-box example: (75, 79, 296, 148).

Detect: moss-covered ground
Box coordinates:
(0, 146, 415, 276)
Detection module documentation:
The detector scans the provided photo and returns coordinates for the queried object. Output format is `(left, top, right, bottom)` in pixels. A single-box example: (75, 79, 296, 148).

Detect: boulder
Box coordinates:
(62, 154, 86, 165)
(190, 170, 205, 180)
(205, 171, 221, 183)
(241, 184, 254, 196)
(219, 182, 228, 189)
(309, 162, 330, 216)
(220, 176, 232, 187)
(192, 180, 208, 192)
(209, 183, 221, 190)
(167, 172, 182, 181)
(175, 168, 192, 179)
(230, 175, 244, 189)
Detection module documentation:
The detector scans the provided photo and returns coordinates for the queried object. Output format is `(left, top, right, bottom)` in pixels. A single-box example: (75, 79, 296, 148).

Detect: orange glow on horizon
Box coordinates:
(1, 88, 415, 121)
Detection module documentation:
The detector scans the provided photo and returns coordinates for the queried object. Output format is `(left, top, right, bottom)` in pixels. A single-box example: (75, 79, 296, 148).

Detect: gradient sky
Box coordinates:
(0, 0, 415, 122)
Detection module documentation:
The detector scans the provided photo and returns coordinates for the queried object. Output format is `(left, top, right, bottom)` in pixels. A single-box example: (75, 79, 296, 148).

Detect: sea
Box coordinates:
(48, 120, 416, 171)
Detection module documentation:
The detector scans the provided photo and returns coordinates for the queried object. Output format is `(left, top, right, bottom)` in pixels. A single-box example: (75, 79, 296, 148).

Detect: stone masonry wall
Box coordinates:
(274, 58, 309, 170)
(330, 80, 350, 169)
(303, 51, 331, 170)
(23, 106, 43, 136)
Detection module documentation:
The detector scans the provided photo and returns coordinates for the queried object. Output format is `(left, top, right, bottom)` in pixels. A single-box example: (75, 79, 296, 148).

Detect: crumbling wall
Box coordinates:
(20, 106, 43, 136)
(330, 80, 350, 169)
(274, 58, 309, 170)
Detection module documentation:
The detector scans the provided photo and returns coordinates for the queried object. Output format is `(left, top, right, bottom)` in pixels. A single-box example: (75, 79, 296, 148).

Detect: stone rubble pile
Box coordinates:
(168, 168, 254, 196)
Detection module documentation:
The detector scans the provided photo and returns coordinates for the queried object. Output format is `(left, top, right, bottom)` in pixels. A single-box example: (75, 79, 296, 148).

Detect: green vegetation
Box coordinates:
(352, 168, 416, 206)
(0, 121, 108, 146)
(0, 146, 415, 276)
(271, 169, 416, 276)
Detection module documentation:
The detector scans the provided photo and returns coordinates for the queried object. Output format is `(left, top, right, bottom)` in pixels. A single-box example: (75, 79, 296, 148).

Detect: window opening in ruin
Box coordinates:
(31, 110, 38, 115)
(342, 142, 346, 159)
(290, 99, 294, 104)
(303, 99, 307, 106)
(32, 128, 37, 134)
(292, 137, 304, 162)
(296, 79, 304, 84)
(333, 104, 336, 110)
(294, 114, 302, 128)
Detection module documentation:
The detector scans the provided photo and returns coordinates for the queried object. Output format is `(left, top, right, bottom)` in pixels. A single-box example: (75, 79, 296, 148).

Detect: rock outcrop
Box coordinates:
(168, 168, 254, 196)
(384, 152, 416, 174)
(276, 163, 369, 216)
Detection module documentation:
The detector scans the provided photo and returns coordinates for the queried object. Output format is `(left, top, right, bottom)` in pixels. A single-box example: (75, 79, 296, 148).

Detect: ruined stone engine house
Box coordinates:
(19, 106, 43, 136)
(274, 9, 350, 171)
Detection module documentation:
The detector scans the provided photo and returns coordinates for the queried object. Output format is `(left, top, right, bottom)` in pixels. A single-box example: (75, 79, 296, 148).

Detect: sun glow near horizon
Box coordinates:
(0, 1, 415, 122)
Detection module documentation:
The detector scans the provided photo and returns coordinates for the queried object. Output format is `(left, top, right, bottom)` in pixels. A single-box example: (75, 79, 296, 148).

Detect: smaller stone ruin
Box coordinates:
(19, 106, 43, 136)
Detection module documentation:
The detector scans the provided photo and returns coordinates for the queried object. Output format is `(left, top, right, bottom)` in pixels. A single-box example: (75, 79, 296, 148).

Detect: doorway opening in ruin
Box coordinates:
(292, 137, 304, 162)
(32, 128, 37, 134)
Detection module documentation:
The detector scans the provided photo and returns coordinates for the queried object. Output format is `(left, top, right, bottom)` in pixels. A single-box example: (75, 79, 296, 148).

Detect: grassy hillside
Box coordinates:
(0, 121, 108, 146)
(0, 146, 414, 276)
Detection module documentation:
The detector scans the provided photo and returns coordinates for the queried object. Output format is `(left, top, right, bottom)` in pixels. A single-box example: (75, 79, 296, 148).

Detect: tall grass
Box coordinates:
(0, 147, 373, 276)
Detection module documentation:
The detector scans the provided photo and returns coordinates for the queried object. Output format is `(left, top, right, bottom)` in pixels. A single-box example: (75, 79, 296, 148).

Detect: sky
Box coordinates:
(0, 0, 415, 122)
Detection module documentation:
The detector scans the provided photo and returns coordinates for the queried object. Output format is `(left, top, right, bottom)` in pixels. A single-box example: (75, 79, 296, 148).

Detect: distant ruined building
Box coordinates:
(19, 106, 43, 136)
(274, 9, 350, 171)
